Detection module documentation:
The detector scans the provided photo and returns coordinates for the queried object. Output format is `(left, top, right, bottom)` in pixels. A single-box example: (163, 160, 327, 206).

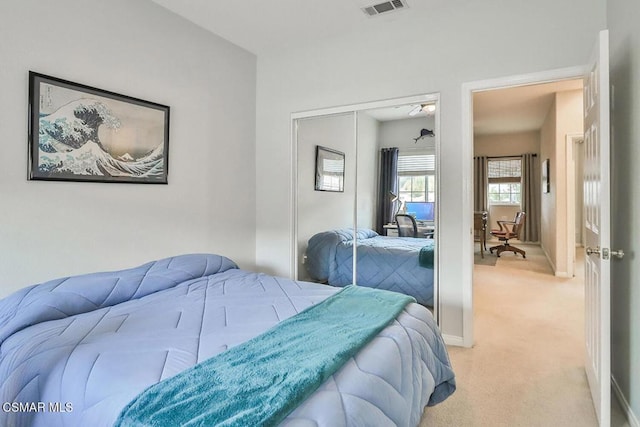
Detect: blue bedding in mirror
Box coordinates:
(305, 228, 435, 306)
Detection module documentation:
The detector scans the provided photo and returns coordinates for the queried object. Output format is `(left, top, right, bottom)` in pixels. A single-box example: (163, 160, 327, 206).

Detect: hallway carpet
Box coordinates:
(420, 245, 627, 426)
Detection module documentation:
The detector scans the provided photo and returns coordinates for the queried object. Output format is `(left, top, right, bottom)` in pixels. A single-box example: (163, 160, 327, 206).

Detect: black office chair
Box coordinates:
(395, 214, 418, 238)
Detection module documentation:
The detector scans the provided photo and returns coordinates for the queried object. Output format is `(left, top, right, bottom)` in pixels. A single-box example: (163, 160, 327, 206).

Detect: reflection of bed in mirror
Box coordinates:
(304, 228, 435, 306)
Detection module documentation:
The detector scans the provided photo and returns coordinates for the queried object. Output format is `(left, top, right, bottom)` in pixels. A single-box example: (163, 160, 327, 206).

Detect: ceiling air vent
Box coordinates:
(362, 0, 408, 17)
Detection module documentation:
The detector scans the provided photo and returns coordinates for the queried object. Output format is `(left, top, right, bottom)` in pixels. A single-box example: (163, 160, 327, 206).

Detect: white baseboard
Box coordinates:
(541, 245, 558, 274)
(443, 334, 466, 347)
(612, 375, 640, 427)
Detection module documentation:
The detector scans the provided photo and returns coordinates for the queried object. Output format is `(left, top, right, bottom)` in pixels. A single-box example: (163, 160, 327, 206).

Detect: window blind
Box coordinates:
(488, 158, 521, 183)
(322, 158, 344, 174)
(397, 154, 435, 174)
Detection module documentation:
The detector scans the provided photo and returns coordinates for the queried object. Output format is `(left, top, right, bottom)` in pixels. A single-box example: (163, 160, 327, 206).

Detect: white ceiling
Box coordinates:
(356, 79, 583, 131)
(151, 1, 583, 135)
(473, 79, 583, 135)
(364, 104, 435, 122)
(151, 0, 438, 55)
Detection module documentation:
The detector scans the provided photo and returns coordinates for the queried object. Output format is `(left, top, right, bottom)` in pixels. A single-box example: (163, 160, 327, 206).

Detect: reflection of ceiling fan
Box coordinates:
(413, 128, 435, 143)
(408, 104, 436, 116)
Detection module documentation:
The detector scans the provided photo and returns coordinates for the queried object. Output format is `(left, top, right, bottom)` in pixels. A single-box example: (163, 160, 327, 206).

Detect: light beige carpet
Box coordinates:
(420, 245, 619, 426)
(474, 252, 497, 266)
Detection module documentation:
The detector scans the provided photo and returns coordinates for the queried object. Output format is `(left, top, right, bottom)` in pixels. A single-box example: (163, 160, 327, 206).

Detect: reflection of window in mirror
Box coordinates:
(398, 153, 436, 223)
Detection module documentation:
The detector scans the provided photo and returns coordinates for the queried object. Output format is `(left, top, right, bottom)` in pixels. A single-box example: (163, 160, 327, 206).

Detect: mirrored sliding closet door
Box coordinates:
(295, 112, 356, 283)
(294, 95, 440, 318)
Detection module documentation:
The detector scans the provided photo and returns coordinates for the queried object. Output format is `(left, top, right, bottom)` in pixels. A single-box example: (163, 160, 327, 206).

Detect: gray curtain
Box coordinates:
(473, 156, 488, 212)
(521, 153, 539, 242)
(376, 148, 399, 234)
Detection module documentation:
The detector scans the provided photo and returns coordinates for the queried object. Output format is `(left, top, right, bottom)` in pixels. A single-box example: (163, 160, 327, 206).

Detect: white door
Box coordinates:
(583, 29, 611, 427)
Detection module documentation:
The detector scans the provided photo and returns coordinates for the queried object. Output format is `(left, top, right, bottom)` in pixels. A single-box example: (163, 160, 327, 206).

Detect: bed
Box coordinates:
(0, 253, 454, 427)
(304, 228, 435, 306)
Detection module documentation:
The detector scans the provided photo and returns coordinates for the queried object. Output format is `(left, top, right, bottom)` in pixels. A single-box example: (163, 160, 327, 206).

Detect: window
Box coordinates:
(397, 153, 436, 204)
(487, 158, 521, 204)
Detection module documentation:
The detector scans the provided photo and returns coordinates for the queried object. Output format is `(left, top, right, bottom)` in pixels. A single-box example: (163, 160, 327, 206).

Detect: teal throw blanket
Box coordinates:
(419, 241, 435, 268)
(115, 285, 415, 427)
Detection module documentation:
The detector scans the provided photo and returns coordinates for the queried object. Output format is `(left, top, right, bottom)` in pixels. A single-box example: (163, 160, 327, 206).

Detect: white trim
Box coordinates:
(540, 239, 572, 277)
(463, 66, 588, 95)
(565, 133, 575, 279)
(461, 65, 586, 349)
(612, 375, 640, 427)
(541, 243, 557, 272)
(555, 271, 572, 278)
(461, 79, 474, 348)
(565, 132, 584, 279)
(433, 93, 441, 326)
(291, 94, 438, 120)
(290, 118, 298, 279)
(443, 334, 465, 347)
(353, 113, 359, 282)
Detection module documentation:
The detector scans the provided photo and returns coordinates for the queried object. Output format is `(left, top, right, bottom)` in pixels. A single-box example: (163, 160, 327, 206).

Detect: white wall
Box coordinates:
(540, 99, 558, 271)
(608, 0, 640, 420)
(474, 131, 540, 157)
(378, 116, 437, 153)
(255, 0, 606, 339)
(540, 90, 583, 276)
(574, 141, 585, 246)
(555, 91, 583, 275)
(0, 0, 257, 296)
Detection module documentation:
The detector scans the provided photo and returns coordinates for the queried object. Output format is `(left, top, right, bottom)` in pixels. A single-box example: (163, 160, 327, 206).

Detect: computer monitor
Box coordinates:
(405, 202, 435, 222)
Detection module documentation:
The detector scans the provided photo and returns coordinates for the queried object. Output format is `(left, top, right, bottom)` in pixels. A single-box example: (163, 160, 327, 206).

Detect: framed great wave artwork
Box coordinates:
(28, 72, 170, 184)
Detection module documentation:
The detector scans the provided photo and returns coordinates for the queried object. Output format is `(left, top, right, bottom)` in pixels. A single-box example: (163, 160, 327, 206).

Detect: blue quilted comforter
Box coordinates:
(0, 254, 454, 427)
(305, 229, 435, 306)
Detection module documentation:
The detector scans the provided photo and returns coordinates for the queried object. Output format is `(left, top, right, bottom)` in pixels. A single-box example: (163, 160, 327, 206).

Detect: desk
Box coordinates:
(383, 223, 435, 238)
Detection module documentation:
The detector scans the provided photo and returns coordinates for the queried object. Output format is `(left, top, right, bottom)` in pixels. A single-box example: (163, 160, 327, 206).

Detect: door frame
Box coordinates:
(566, 132, 585, 278)
(461, 66, 587, 347)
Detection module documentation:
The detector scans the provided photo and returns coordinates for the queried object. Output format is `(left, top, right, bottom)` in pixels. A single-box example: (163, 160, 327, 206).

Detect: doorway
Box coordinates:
(460, 66, 586, 346)
(460, 33, 615, 424)
(473, 78, 583, 272)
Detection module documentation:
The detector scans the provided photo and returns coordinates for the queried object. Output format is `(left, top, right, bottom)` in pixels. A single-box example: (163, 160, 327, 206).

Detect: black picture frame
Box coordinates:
(542, 158, 550, 193)
(314, 145, 345, 192)
(28, 71, 170, 184)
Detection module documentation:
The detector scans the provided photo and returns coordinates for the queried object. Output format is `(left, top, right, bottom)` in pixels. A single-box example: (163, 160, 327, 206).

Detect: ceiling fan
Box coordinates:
(408, 104, 436, 117)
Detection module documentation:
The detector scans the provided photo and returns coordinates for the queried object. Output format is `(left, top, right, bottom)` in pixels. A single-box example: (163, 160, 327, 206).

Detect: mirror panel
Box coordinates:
(295, 113, 356, 282)
(356, 104, 438, 311)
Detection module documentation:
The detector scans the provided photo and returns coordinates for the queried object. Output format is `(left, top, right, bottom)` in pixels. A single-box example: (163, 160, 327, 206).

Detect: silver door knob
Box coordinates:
(610, 249, 625, 259)
(586, 246, 601, 256)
